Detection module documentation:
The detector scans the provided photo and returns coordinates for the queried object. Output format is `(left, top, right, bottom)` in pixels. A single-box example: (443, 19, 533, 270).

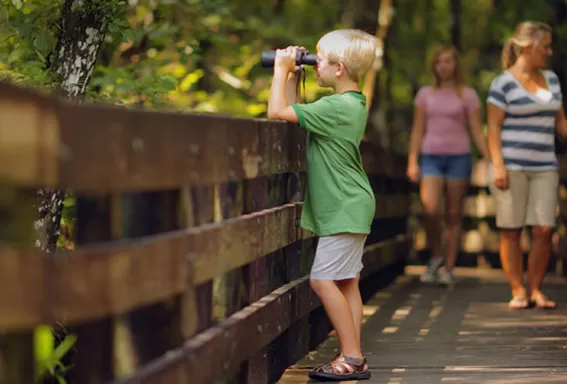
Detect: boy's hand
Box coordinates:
(275, 46, 304, 74)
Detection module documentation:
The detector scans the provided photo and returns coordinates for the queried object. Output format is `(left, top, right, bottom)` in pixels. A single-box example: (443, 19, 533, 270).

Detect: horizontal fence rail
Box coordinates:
(0, 80, 413, 384)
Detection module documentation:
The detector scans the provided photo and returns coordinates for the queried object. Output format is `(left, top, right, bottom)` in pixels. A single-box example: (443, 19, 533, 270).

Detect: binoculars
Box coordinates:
(261, 50, 317, 68)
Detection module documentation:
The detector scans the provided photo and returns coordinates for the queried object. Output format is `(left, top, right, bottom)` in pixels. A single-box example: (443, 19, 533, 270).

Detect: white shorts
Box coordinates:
(310, 234, 367, 281)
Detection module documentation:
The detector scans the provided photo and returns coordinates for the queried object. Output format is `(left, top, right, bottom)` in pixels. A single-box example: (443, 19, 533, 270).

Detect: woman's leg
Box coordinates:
(443, 179, 469, 269)
(490, 169, 529, 308)
(500, 228, 527, 302)
(525, 171, 559, 308)
(419, 175, 445, 281)
(528, 226, 555, 307)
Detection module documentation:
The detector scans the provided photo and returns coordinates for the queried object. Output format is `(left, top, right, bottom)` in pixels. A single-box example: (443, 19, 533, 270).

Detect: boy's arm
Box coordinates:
(267, 68, 299, 123)
(285, 71, 301, 104)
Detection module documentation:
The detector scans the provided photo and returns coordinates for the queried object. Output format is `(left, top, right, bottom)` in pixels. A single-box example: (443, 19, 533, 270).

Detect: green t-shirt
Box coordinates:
(291, 91, 376, 236)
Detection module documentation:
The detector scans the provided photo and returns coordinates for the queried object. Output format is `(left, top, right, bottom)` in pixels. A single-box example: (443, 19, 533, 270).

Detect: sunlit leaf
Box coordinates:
(11, 0, 23, 10)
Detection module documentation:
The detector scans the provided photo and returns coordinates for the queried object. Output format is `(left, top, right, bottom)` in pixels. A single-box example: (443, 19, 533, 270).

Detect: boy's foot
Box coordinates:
(420, 257, 444, 283)
(437, 269, 454, 286)
(309, 355, 371, 381)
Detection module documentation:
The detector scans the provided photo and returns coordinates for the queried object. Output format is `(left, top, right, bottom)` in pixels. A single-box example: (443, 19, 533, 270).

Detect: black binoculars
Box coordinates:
(261, 50, 317, 68)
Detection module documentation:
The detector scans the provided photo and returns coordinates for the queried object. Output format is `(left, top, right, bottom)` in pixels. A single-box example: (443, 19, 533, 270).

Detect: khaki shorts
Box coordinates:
(489, 167, 558, 229)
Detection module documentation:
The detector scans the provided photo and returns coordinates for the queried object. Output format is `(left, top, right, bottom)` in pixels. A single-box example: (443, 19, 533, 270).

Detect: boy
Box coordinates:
(267, 29, 377, 381)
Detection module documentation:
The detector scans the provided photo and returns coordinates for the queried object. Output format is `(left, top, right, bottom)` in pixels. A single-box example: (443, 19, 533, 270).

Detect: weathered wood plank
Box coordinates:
(374, 194, 411, 218)
(0, 193, 411, 331)
(0, 82, 308, 192)
(0, 81, 408, 192)
(0, 204, 311, 330)
(414, 226, 531, 254)
(280, 267, 567, 384)
(109, 236, 406, 384)
(0, 187, 37, 384)
(411, 193, 496, 218)
(0, 84, 59, 187)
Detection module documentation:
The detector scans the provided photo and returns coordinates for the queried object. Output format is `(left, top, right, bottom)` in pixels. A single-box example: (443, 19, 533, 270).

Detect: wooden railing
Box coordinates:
(413, 159, 567, 275)
(0, 81, 413, 384)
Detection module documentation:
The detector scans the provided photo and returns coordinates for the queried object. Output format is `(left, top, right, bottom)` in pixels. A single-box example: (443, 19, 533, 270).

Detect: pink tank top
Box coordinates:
(415, 86, 480, 155)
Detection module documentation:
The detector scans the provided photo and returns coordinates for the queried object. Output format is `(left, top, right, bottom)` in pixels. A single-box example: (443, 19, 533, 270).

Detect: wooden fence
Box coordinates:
(0, 81, 412, 384)
(412, 159, 567, 275)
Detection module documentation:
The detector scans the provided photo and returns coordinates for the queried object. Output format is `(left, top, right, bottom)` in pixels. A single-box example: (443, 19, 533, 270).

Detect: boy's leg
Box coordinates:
(336, 275, 362, 344)
(310, 279, 363, 359)
(309, 235, 367, 359)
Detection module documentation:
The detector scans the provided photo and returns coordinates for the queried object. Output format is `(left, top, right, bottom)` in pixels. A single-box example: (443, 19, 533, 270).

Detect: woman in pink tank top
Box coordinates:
(407, 45, 490, 285)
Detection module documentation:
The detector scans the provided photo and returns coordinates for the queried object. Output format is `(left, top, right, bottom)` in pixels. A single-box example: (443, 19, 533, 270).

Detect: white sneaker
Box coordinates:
(437, 269, 454, 286)
(420, 257, 444, 283)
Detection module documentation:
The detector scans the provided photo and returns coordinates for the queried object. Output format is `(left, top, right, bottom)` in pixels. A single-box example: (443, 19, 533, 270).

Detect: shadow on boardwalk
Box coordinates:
(279, 266, 567, 384)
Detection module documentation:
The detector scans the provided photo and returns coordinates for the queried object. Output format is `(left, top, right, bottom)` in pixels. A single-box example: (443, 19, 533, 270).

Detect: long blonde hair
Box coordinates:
(430, 44, 465, 98)
(501, 21, 552, 69)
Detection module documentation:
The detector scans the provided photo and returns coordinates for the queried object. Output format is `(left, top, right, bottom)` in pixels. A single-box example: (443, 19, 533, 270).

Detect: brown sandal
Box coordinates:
(309, 355, 371, 381)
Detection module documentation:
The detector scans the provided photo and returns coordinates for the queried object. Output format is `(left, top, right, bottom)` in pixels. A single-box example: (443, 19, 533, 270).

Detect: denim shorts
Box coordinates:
(419, 153, 472, 180)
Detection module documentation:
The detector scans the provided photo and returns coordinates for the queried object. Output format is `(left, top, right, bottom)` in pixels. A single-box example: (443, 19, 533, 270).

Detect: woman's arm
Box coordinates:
(408, 105, 425, 167)
(486, 104, 506, 165)
(468, 108, 490, 159)
(555, 106, 567, 137)
(487, 103, 509, 189)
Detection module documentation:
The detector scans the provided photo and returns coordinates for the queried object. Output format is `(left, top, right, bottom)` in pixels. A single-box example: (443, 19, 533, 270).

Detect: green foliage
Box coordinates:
(0, 0, 61, 86)
(35, 325, 77, 383)
(57, 192, 76, 250)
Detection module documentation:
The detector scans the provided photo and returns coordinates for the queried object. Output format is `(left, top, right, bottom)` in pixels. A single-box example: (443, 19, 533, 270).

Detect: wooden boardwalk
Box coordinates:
(279, 266, 567, 383)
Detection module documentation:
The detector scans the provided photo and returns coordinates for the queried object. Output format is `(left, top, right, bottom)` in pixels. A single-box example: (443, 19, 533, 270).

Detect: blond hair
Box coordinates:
(502, 21, 552, 69)
(430, 44, 466, 98)
(316, 29, 378, 82)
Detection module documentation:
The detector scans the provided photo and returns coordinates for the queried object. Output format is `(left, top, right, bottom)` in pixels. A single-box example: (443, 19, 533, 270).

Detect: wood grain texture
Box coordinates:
(0, 83, 59, 186)
(280, 267, 567, 384)
(0, 204, 312, 330)
(0, 81, 410, 192)
(109, 236, 408, 384)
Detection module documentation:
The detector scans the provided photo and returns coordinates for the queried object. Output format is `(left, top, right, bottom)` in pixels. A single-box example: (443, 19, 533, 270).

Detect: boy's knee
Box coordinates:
(310, 278, 335, 294)
(309, 278, 324, 293)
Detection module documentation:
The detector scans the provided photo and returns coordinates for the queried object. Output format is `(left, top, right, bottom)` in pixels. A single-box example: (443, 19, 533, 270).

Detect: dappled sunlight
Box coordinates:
(392, 306, 412, 321)
(362, 304, 380, 325)
(463, 318, 567, 328)
(363, 304, 380, 317)
(382, 326, 399, 334)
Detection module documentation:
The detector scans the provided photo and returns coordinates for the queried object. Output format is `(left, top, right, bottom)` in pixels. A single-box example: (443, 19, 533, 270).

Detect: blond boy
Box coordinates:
(267, 29, 377, 381)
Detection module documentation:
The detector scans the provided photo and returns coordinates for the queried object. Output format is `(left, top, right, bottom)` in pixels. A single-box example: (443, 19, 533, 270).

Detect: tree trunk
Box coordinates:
(550, 0, 567, 156)
(37, 0, 110, 254)
(450, 0, 461, 50)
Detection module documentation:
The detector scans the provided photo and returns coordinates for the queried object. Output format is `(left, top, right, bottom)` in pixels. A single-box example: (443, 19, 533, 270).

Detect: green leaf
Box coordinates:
(53, 333, 77, 361)
(33, 31, 55, 57)
(34, 325, 54, 366)
(11, 0, 23, 10)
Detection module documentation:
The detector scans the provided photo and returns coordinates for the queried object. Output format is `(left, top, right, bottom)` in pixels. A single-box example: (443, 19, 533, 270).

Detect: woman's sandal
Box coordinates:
(530, 294, 557, 310)
(508, 296, 529, 310)
(309, 355, 371, 381)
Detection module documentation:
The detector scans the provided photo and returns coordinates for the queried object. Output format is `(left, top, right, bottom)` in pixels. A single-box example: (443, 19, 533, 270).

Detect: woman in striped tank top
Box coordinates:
(487, 21, 567, 310)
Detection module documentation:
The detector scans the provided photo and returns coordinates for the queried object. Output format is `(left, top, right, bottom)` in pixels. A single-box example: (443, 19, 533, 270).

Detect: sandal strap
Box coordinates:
(314, 356, 368, 375)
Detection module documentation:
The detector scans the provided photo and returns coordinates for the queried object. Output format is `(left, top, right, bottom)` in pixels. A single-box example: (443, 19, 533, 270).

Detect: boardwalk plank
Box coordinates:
(279, 267, 567, 383)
